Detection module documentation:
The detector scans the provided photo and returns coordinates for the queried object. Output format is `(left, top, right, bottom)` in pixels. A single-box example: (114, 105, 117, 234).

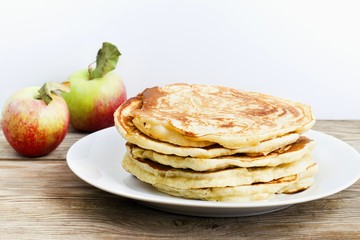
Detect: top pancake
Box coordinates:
(115, 83, 315, 149)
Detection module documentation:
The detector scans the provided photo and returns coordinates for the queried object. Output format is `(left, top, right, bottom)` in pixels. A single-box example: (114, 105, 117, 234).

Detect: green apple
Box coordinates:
(1, 82, 70, 157)
(61, 42, 127, 132)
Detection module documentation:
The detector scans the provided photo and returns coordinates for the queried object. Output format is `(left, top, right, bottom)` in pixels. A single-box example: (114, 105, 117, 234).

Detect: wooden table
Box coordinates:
(1, 120, 359, 239)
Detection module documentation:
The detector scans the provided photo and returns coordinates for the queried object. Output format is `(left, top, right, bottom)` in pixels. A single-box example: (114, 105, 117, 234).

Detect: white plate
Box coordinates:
(66, 127, 360, 217)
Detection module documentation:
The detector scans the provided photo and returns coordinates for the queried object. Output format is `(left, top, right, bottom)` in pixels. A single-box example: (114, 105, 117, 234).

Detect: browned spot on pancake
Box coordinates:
(252, 174, 297, 185)
(247, 106, 277, 117)
(141, 86, 165, 109)
(220, 121, 235, 128)
(283, 186, 309, 194)
(306, 163, 317, 170)
(134, 156, 173, 171)
(286, 136, 312, 152)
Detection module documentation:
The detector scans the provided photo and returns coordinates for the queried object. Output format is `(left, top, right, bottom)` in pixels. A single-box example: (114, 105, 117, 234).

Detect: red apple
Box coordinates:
(1, 82, 70, 157)
(61, 42, 127, 132)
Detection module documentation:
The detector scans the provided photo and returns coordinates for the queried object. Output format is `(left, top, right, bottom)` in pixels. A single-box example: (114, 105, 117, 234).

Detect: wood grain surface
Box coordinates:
(1, 120, 359, 240)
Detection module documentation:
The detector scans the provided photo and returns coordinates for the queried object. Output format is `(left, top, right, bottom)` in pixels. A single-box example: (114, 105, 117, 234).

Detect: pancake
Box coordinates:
(114, 83, 317, 202)
(154, 164, 318, 201)
(122, 150, 315, 189)
(126, 136, 315, 171)
(117, 84, 315, 149)
(114, 99, 302, 158)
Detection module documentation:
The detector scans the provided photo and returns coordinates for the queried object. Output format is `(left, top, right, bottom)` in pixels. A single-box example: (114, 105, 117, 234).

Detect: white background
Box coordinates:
(1, 0, 359, 119)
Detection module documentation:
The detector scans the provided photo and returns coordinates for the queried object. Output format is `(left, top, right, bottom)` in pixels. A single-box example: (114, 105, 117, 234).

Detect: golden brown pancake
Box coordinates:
(122, 150, 315, 189)
(154, 164, 318, 201)
(117, 84, 315, 149)
(126, 136, 315, 171)
(114, 96, 302, 158)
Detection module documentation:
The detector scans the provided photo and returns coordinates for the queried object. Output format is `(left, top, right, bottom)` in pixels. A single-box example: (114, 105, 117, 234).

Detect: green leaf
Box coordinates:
(36, 82, 71, 105)
(89, 42, 121, 79)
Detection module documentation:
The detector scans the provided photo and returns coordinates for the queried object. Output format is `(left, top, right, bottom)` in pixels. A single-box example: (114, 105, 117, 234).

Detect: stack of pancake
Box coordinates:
(114, 83, 317, 202)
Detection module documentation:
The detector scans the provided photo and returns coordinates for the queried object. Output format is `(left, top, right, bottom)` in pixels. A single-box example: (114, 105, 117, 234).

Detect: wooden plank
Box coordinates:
(0, 160, 359, 239)
(313, 120, 360, 144)
(1, 120, 360, 239)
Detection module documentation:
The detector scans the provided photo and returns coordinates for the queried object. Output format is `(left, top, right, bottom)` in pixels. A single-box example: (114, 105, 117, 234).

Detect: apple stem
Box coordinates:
(88, 61, 96, 79)
(36, 82, 71, 105)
